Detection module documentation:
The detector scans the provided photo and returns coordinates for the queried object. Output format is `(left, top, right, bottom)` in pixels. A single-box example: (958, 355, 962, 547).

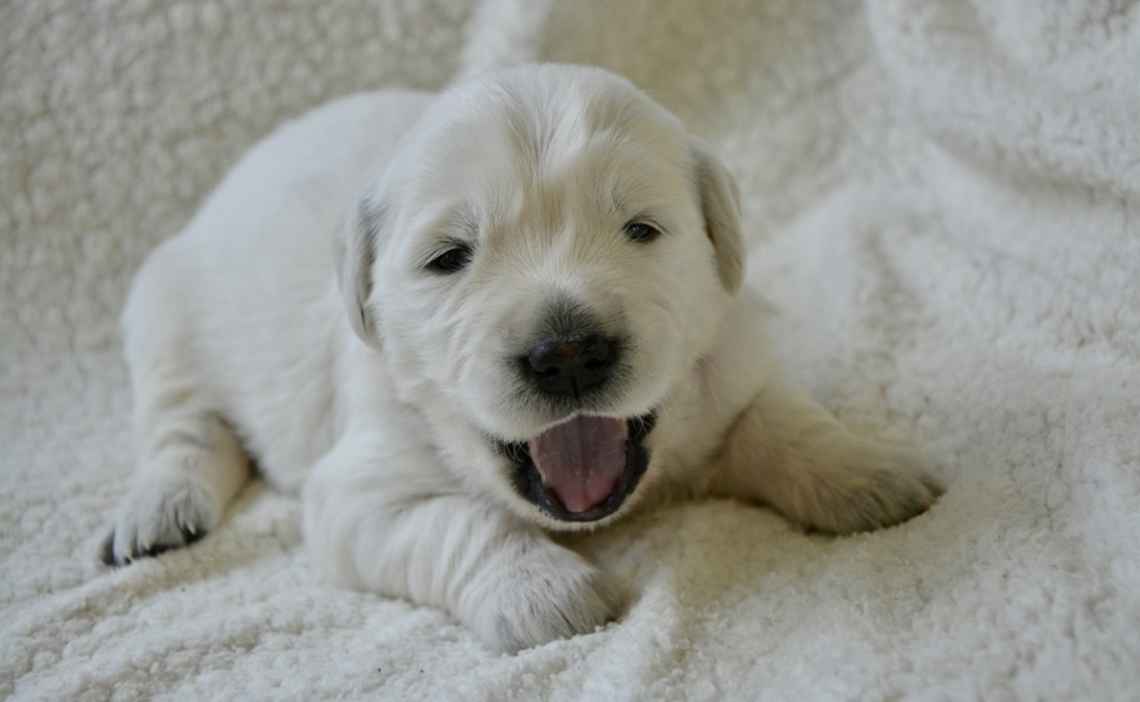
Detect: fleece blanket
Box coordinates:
(3, 1, 1139, 699)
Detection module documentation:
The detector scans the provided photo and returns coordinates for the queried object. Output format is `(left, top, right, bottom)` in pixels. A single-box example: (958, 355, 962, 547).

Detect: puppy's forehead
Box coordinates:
(408, 70, 691, 228)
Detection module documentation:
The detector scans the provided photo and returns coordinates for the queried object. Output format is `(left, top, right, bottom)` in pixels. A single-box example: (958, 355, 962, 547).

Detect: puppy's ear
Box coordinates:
(334, 196, 384, 349)
(691, 140, 744, 293)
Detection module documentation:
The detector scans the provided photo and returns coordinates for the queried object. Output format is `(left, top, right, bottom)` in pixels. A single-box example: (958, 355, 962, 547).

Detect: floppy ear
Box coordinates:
(334, 196, 384, 349)
(691, 140, 744, 293)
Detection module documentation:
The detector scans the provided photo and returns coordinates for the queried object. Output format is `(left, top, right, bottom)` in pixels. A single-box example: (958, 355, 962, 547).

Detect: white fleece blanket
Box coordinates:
(3, 1, 1138, 699)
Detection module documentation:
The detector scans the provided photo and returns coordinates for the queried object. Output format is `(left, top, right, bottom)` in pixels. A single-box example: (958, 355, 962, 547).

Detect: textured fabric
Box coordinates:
(3, 1, 1139, 699)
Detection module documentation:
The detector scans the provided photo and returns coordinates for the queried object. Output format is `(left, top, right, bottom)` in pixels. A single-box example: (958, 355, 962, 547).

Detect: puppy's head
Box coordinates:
(338, 65, 743, 529)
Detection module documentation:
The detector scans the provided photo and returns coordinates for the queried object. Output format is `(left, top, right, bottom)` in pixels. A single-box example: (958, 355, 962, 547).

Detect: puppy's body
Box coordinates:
(108, 66, 939, 652)
(123, 92, 430, 491)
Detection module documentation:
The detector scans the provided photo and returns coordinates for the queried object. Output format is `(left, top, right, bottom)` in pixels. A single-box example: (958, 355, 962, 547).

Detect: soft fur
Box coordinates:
(104, 64, 940, 653)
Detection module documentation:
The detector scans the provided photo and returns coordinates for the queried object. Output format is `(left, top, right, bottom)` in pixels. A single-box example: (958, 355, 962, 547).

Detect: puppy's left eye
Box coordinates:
(623, 221, 661, 243)
(425, 244, 473, 274)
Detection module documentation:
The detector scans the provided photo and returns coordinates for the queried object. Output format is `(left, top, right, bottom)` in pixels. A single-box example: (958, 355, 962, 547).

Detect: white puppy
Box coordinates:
(103, 64, 941, 652)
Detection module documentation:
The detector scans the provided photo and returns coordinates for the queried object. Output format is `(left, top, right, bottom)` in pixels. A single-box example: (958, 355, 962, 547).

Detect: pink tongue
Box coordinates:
(528, 416, 629, 513)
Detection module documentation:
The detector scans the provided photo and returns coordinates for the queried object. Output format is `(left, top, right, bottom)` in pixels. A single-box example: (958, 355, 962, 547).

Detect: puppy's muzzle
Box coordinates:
(515, 299, 626, 400)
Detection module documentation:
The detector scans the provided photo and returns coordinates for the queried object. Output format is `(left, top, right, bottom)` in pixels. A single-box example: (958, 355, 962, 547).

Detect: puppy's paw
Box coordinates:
(100, 472, 219, 566)
(786, 437, 943, 535)
(463, 543, 623, 653)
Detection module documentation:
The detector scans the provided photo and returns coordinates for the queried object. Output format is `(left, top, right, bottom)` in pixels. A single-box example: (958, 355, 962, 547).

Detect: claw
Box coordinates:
(143, 542, 174, 558)
(179, 522, 205, 545)
(98, 531, 116, 567)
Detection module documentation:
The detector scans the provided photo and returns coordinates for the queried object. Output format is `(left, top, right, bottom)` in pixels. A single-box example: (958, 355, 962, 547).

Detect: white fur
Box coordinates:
(106, 65, 940, 652)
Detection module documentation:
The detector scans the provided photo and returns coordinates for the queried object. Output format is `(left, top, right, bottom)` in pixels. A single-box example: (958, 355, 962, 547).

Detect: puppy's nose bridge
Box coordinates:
(539, 297, 605, 340)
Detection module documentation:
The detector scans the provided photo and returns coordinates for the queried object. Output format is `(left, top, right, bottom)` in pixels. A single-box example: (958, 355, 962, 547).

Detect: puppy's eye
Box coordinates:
(425, 244, 473, 274)
(623, 221, 661, 243)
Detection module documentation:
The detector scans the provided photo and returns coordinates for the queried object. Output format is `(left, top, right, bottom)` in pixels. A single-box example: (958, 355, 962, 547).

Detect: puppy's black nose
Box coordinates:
(523, 334, 619, 397)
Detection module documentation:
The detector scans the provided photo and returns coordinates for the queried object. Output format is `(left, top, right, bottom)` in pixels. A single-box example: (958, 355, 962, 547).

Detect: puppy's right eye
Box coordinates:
(623, 220, 662, 244)
(425, 244, 473, 274)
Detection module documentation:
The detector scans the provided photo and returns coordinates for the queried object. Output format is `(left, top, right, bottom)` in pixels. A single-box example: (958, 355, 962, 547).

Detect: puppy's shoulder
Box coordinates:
(705, 288, 776, 396)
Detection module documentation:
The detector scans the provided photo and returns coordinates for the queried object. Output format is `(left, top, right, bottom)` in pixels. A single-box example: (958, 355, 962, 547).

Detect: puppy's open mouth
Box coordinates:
(499, 413, 656, 523)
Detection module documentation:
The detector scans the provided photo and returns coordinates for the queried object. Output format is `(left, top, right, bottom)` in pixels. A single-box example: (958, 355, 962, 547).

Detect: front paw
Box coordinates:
(461, 543, 623, 653)
(790, 437, 943, 535)
(100, 472, 219, 566)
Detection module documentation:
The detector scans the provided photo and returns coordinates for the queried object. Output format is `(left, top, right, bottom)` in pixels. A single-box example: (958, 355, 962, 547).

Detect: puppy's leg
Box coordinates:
(710, 383, 942, 534)
(304, 432, 622, 653)
(102, 360, 251, 565)
(102, 256, 251, 565)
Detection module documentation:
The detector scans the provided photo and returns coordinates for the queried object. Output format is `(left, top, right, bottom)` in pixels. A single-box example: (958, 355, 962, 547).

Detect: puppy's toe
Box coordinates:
(920, 472, 946, 499)
(469, 546, 623, 653)
(813, 442, 942, 534)
(102, 474, 218, 567)
(767, 434, 944, 536)
(98, 530, 117, 566)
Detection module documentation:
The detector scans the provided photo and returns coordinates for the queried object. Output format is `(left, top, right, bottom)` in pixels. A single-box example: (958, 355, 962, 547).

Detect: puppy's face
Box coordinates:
(339, 66, 743, 529)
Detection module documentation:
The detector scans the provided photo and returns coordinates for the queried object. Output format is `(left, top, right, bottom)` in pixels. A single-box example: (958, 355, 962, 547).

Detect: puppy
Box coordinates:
(102, 64, 941, 652)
